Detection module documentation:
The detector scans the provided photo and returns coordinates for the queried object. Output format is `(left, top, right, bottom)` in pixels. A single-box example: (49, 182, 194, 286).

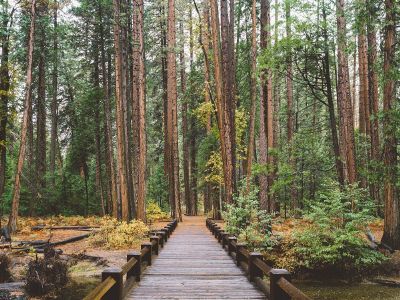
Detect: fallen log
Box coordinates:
(31, 225, 99, 231)
(372, 278, 400, 288)
(14, 233, 91, 253)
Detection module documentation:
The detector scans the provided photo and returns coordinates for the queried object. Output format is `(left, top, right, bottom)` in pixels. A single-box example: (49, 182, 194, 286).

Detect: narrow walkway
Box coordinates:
(126, 216, 265, 299)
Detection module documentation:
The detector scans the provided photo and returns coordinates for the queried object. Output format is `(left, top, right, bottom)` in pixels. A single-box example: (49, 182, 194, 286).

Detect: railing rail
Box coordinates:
(206, 218, 311, 300)
(84, 219, 178, 300)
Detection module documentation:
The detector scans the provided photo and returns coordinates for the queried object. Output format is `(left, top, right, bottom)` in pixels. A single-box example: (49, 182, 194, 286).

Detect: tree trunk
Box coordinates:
(36, 2, 48, 208)
(322, 0, 344, 186)
(210, 0, 234, 205)
(189, 8, 197, 215)
(8, 0, 36, 233)
(245, 0, 257, 192)
(167, 0, 181, 220)
(132, 0, 146, 221)
(98, 0, 117, 216)
(50, 1, 58, 187)
(381, 0, 399, 249)
(179, 20, 191, 216)
(0, 2, 11, 203)
(113, 0, 130, 221)
(366, 0, 380, 214)
(201, 0, 212, 215)
(336, 0, 357, 191)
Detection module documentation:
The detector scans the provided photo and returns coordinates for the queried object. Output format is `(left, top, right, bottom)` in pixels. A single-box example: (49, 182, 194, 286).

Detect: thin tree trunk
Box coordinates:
(336, 0, 357, 191)
(8, 0, 36, 233)
(322, 0, 344, 186)
(245, 0, 257, 192)
(98, 0, 117, 216)
(381, 0, 399, 249)
(132, 0, 146, 221)
(167, 0, 181, 220)
(258, 0, 270, 211)
(366, 0, 380, 214)
(188, 8, 197, 215)
(179, 20, 191, 216)
(36, 2, 47, 208)
(210, 0, 234, 205)
(0, 1, 11, 203)
(50, 1, 58, 187)
(113, 0, 130, 221)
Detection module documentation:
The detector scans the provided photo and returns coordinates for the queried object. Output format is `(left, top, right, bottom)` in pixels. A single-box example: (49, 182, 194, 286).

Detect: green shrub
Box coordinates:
(291, 181, 387, 275)
(223, 181, 273, 250)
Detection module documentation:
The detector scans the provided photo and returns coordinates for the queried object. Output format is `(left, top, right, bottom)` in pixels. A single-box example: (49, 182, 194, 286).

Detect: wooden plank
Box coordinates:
(125, 216, 265, 300)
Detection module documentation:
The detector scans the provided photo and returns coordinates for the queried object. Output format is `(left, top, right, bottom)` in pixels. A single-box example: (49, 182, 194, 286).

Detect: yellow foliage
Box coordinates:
(194, 101, 214, 127)
(205, 151, 224, 185)
(89, 219, 149, 250)
(146, 202, 170, 223)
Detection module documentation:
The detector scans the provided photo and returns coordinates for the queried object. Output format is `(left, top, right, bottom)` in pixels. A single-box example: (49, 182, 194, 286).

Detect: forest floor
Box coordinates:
(0, 216, 171, 287)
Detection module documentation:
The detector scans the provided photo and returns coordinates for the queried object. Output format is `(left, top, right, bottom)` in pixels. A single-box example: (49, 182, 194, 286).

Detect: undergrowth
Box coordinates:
(88, 219, 149, 249)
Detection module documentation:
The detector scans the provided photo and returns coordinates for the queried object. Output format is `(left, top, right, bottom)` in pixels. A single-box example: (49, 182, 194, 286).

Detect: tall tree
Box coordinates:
(132, 0, 146, 221)
(113, 0, 130, 221)
(50, 0, 58, 186)
(366, 0, 380, 210)
(36, 1, 48, 208)
(381, 0, 399, 249)
(259, 0, 271, 211)
(98, 0, 118, 216)
(166, 0, 181, 220)
(210, 0, 235, 205)
(0, 0, 13, 203)
(8, 0, 36, 232)
(189, 7, 198, 215)
(180, 19, 191, 215)
(336, 0, 357, 190)
(245, 0, 257, 191)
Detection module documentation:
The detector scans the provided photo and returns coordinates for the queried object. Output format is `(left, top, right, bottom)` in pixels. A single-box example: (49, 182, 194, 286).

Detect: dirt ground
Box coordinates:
(2, 219, 172, 282)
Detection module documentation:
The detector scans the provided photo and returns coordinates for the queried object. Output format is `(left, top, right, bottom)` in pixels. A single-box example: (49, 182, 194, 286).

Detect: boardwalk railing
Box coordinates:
(83, 219, 178, 300)
(206, 218, 311, 300)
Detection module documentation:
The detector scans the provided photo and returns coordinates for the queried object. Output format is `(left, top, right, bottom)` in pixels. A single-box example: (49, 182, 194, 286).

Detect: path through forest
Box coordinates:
(126, 216, 264, 299)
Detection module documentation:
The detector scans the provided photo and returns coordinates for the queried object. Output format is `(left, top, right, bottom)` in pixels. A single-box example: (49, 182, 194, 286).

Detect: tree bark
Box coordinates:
(98, 0, 118, 216)
(366, 0, 380, 213)
(245, 0, 257, 192)
(336, 0, 357, 191)
(113, 0, 130, 221)
(381, 0, 399, 249)
(179, 20, 191, 216)
(0, 1, 11, 203)
(8, 0, 36, 233)
(167, 0, 182, 220)
(50, 1, 58, 187)
(210, 0, 234, 205)
(132, 0, 146, 221)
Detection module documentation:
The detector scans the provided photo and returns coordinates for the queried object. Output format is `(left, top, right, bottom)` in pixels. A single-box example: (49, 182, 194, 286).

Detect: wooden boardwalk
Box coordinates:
(126, 216, 265, 299)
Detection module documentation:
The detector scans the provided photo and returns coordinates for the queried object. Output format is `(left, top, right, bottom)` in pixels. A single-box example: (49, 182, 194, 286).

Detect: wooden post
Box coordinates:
(228, 237, 237, 255)
(214, 226, 220, 238)
(270, 269, 291, 300)
(220, 232, 228, 247)
(165, 225, 172, 237)
(236, 243, 247, 267)
(127, 251, 141, 282)
(150, 236, 160, 255)
(102, 268, 123, 300)
(160, 228, 169, 241)
(156, 231, 166, 247)
(248, 252, 263, 282)
(141, 242, 153, 266)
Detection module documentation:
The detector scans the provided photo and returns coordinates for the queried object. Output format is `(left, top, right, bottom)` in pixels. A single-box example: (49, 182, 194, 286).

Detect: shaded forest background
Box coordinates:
(0, 0, 399, 250)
